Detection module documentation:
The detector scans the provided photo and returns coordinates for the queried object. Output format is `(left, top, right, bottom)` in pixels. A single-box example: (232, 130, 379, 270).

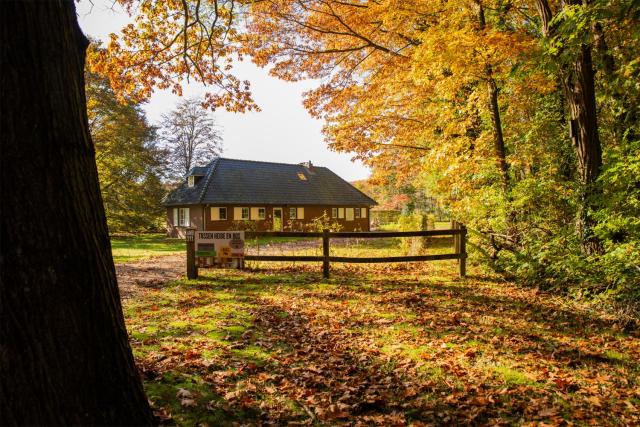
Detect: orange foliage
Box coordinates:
(88, 0, 257, 112)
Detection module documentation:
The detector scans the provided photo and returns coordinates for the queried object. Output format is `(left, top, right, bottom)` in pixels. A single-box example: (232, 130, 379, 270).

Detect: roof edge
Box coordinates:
(323, 168, 378, 206)
(198, 159, 219, 203)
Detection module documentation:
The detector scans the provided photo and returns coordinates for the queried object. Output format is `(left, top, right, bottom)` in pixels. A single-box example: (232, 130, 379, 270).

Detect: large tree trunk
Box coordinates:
(1, 1, 153, 424)
(564, 45, 602, 187)
(535, 0, 603, 255)
(564, 44, 603, 254)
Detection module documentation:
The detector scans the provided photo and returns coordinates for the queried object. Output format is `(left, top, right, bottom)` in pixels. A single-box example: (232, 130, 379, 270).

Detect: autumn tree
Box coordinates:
(245, 0, 536, 248)
(243, 0, 639, 297)
(160, 97, 223, 179)
(87, 71, 167, 232)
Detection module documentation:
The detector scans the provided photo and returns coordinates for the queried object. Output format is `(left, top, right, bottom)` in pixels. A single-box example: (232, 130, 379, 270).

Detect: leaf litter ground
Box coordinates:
(119, 239, 639, 426)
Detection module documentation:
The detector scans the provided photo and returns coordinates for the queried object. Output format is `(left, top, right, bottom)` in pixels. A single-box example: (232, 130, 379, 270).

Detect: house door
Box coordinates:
(272, 208, 283, 231)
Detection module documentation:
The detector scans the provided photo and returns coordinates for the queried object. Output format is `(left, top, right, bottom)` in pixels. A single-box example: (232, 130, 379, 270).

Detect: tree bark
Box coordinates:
(1, 1, 153, 424)
(476, 1, 510, 189)
(563, 44, 603, 254)
(487, 75, 510, 190)
(535, 0, 603, 254)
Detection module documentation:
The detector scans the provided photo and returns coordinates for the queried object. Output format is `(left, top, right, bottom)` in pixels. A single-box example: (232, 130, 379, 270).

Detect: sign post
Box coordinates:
(195, 230, 245, 269)
(185, 227, 198, 279)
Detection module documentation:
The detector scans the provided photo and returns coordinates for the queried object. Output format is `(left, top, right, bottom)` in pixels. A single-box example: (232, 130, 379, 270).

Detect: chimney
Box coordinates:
(300, 160, 313, 170)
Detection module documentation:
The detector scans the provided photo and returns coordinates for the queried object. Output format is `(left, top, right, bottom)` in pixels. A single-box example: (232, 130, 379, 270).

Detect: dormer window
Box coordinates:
(188, 176, 195, 187)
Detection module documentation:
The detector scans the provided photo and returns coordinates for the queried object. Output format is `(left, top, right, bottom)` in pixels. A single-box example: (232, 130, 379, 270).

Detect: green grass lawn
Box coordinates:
(111, 234, 185, 263)
(121, 237, 639, 425)
(376, 220, 452, 231)
(111, 234, 308, 263)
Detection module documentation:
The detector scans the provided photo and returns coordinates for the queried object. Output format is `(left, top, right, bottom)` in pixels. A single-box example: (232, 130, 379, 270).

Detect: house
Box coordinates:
(163, 158, 377, 236)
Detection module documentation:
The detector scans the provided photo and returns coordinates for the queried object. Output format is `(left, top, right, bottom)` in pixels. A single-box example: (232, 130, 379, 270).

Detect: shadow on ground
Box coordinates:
(123, 261, 639, 426)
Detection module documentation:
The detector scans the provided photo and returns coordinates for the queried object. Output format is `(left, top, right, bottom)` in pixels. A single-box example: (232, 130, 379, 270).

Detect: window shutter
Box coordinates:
(251, 207, 260, 220)
(173, 208, 178, 225)
(211, 207, 220, 221)
(338, 208, 345, 219)
(234, 207, 242, 220)
(184, 208, 190, 226)
(297, 207, 304, 220)
(346, 208, 354, 221)
(361, 208, 367, 218)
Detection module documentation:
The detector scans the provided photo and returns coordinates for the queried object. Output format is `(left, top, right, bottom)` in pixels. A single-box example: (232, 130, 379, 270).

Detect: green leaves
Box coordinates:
(87, 72, 167, 232)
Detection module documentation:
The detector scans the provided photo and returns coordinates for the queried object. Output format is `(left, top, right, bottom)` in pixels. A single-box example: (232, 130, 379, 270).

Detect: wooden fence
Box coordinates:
(187, 222, 467, 279)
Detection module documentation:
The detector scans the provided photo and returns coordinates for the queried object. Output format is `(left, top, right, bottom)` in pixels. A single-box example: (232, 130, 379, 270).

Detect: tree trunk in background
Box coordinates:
(1, 1, 153, 424)
(476, 1, 510, 190)
(563, 36, 603, 255)
(535, 0, 603, 255)
(487, 75, 510, 190)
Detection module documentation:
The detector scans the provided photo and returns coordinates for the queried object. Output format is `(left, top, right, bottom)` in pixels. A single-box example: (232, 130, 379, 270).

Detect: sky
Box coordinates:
(76, 1, 371, 181)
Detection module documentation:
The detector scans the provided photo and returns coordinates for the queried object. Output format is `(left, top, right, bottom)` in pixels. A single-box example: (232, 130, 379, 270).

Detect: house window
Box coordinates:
(233, 207, 250, 220)
(331, 208, 338, 218)
(188, 176, 195, 188)
(251, 207, 266, 220)
(355, 208, 361, 219)
(289, 207, 297, 219)
(176, 207, 190, 226)
(361, 208, 367, 218)
(338, 208, 345, 219)
(211, 207, 226, 221)
(297, 172, 307, 181)
(346, 208, 354, 221)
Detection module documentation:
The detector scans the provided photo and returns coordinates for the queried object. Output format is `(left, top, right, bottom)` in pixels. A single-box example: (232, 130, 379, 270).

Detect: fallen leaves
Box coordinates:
(176, 388, 197, 408)
(122, 263, 639, 425)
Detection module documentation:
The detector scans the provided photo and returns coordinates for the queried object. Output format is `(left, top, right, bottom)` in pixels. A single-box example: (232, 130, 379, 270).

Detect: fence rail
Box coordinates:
(187, 222, 467, 279)
(245, 229, 463, 239)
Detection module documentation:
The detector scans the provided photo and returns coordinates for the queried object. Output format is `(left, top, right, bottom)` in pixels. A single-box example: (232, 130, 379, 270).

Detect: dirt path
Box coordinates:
(115, 238, 392, 298)
(116, 254, 185, 299)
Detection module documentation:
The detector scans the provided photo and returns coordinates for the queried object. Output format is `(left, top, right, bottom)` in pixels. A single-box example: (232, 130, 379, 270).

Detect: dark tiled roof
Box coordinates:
(162, 160, 218, 206)
(163, 158, 376, 207)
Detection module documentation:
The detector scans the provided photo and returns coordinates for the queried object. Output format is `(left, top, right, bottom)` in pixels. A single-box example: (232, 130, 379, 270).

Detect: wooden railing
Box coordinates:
(186, 224, 467, 279)
(243, 223, 467, 278)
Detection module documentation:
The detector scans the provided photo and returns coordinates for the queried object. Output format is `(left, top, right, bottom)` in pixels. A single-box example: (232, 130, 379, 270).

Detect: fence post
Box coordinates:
(459, 224, 467, 278)
(322, 229, 330, 279)
(452, 220, 460, 261)
(186, 227, 198, 280)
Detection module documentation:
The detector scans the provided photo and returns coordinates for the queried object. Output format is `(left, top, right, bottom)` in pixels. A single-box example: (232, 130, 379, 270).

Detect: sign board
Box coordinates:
(195, 231, 245, 268)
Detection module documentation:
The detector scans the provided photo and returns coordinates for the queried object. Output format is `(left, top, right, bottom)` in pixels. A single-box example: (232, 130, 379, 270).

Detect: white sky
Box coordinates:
(76, 1, 370, 181)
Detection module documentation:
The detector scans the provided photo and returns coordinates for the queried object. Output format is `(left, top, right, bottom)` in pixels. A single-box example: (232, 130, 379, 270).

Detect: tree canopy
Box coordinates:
(89, 0, 639, 303)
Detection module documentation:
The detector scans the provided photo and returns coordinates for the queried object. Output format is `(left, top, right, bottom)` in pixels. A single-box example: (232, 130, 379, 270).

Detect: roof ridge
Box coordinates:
(198, 158, 219, 203)
(217, 157, 329, 169)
